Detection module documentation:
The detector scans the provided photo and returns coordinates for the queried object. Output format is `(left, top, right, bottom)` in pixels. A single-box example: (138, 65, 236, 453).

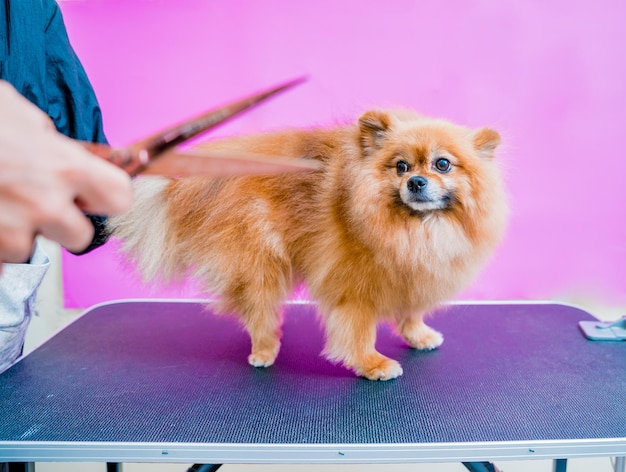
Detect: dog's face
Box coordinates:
(358, 109, 502, 219)
(394, 149, 456, 214)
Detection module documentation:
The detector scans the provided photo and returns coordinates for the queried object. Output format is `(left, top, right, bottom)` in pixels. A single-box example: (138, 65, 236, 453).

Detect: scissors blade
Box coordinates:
(86, 77, 308, 176)
(138, 150, 320, 177)
(131, 76, 307, 161)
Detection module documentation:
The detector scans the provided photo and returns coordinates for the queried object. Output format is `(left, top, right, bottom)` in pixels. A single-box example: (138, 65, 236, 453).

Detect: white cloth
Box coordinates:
(0, 242, 50, 373)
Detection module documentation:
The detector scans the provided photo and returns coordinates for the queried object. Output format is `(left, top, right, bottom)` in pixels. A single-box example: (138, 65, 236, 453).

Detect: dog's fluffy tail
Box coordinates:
(107, 177, 181, 283)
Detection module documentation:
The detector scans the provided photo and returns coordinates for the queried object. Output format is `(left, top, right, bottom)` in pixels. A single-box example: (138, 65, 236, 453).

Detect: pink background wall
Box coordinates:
(58, 0, 625, 308)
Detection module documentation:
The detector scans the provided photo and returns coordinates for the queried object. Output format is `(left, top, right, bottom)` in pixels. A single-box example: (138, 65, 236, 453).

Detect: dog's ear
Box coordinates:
(359, 110, 391, 155)
(472, 127, 500, 159)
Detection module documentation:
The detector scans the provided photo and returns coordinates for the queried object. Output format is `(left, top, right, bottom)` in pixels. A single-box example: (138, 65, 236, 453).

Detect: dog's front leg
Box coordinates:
(322, 304, 403, 381)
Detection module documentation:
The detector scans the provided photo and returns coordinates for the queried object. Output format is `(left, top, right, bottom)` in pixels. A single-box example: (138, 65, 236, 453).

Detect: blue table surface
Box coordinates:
(0, 301, 625, 447)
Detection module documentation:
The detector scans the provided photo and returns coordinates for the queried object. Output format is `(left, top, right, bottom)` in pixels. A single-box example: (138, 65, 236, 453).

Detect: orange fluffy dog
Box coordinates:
(109, 109, 507, 380)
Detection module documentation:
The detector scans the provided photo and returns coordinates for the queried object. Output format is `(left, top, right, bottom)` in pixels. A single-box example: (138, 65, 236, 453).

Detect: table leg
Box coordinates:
(106, 463, 122, 472)
(2, 464, 35, 472)
(615, 457, 626, 472)
(462, 462, 500, 472)
(553, 459, 567, 472)
(186, 465, 222, 472)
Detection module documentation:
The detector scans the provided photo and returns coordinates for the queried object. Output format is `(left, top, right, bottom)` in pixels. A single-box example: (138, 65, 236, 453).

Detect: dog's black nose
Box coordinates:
(407, 176, 428, 193)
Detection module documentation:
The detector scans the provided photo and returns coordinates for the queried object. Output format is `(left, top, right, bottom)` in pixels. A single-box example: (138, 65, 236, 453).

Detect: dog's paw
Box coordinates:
(403, 323, 444, 351)
(248, 349, 278, 368)
(355, 354, 403, 381)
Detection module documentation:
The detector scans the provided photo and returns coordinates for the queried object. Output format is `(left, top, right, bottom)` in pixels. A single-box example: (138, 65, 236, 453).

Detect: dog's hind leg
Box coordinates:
(220, 295, 284, 368)
(396, 313, 444, 351)
(241, 302, 283, 368)
(220, 259, 292, 368)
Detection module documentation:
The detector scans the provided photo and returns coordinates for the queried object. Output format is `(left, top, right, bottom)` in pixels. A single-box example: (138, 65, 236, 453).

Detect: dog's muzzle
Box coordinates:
(407, 176, 431, 202)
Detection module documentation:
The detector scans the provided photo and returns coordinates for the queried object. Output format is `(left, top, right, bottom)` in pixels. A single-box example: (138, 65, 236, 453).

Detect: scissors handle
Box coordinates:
(82, 142, 149, 176)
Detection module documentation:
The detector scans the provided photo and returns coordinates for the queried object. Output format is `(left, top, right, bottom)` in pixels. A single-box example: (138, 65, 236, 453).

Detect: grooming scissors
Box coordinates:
(83, 77, 318, 177)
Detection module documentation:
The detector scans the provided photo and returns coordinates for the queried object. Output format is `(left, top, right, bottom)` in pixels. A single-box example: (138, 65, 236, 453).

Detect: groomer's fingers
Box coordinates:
(74, 162, 134, 215)
(56, 137, 134, 216)
(37, 205, 95, 254)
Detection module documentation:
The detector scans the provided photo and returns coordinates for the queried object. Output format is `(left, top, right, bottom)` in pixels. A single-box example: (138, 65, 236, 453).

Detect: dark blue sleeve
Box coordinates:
(44, 1, 108, 145)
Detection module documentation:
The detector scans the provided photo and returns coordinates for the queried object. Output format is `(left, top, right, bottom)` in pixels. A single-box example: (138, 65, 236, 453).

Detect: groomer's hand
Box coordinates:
(0, 80, 133, 266)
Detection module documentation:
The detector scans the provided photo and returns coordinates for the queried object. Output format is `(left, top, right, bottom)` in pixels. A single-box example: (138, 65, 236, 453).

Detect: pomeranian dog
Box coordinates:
(109, 109, 507, 380)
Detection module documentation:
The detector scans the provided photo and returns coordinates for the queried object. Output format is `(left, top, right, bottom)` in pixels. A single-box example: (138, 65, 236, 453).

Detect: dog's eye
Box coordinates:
(396, 161, 410, 175)
(434, 158, 452, 173)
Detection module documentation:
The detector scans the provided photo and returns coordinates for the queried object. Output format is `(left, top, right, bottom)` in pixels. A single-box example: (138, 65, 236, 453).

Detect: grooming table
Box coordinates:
(0, 300, 625, 469)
